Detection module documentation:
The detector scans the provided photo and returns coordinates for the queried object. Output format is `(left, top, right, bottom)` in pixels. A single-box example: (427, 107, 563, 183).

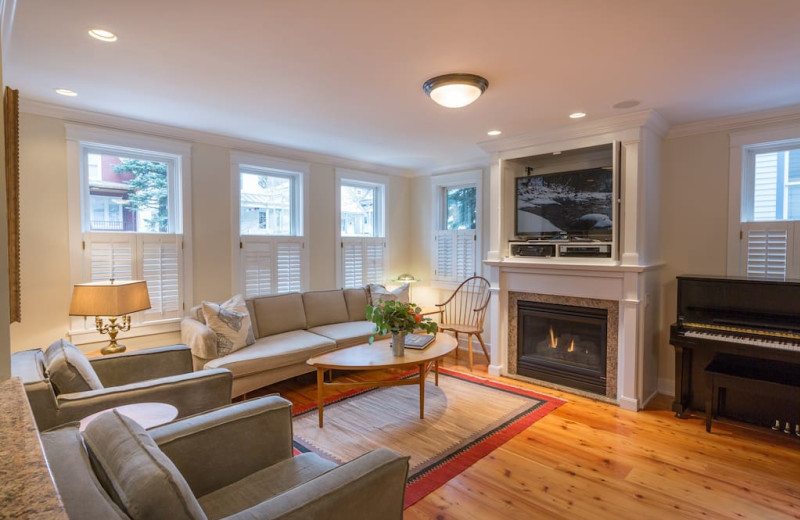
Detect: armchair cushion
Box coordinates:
(202, 295, 255, 357)
(44, 339, 103, 394)
(83, 410, 207, 520)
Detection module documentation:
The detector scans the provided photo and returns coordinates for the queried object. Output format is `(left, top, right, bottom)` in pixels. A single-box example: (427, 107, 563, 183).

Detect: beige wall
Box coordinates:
(0, 47, 9, 379)
(11, 112, 414, 354)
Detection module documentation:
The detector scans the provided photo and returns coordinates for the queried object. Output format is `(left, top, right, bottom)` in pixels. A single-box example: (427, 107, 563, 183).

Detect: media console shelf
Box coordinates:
(509, 240, 613, 259)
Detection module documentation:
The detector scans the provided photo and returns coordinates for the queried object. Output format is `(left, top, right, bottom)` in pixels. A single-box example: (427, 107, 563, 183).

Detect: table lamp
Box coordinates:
(392, 273, 419, 301)
(69, 279, 151, 355)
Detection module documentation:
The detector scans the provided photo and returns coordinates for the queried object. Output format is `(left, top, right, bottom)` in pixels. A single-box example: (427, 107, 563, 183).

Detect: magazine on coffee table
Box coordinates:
(404, 333, 435, 349)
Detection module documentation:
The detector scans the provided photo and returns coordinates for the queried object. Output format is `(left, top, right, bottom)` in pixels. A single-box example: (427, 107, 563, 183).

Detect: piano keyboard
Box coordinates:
(684, 329, 800, 353)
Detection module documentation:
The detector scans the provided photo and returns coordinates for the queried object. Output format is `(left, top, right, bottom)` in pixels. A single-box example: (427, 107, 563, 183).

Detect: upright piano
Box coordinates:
(670, 275, 800, 425)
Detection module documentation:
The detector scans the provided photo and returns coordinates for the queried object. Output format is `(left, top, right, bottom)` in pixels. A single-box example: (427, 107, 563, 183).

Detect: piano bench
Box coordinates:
(705, 353, 800, 433)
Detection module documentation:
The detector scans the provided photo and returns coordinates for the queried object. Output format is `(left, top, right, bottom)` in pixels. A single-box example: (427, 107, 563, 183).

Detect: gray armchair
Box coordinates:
(11, 341, 233, 431)
(41, 395, 409, 520)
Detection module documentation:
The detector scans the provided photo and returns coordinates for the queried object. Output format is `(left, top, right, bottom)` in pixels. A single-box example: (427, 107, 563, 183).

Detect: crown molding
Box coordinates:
(477, 109, 668, 155)
(20, 98, 415, 177)
(666, 104, 800, 140)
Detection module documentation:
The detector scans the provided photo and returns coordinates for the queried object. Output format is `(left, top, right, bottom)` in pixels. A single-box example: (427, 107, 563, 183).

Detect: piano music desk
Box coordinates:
(705, 353, 800, 433)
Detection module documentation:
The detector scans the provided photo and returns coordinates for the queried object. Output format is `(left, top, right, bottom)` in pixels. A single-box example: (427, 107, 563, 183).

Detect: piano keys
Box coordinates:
(669, 275, 800, 427)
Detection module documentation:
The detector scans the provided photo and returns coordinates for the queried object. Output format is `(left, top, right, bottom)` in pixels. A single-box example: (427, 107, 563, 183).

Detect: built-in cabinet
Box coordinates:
(479, 110, 667, 410)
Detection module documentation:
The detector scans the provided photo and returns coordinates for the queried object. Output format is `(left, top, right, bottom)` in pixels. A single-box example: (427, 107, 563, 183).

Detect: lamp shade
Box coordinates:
(394, 273, 419, 283)
(69, 280, 151, 317)
(423, 73, 489, 108)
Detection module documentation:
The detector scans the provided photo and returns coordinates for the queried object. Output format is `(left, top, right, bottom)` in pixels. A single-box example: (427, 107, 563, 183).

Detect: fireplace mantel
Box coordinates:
(480, 111, 665, 411)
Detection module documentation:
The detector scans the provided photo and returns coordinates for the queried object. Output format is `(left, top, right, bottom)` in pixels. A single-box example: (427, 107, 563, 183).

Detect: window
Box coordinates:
(336, 171, 386, 288)
(233, 153, 307, 298)
(432, 171, 482, 283)
(66, 125, 192, 340)
(730, 126, 800, 280)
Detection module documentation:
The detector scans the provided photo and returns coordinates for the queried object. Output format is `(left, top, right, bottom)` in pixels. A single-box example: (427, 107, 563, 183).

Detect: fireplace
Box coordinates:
(517, 301, 607, 395)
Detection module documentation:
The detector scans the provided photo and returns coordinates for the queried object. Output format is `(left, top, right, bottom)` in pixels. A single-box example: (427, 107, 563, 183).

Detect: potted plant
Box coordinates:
(366, 299, 438, 356)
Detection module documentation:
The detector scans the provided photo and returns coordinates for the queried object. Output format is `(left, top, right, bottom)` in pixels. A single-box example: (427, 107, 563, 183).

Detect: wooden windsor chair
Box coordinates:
(435, 275, 491, 371)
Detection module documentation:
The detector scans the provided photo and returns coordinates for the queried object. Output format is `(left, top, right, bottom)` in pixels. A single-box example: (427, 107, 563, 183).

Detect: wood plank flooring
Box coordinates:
(257, 355, 800, 520)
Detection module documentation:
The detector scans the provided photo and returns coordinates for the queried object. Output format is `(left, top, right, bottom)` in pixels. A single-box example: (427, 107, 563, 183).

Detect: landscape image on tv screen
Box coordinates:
(515, 167, 613, 238)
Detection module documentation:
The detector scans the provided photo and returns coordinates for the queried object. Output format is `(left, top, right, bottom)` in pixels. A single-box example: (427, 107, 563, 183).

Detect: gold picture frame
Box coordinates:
(5, 87, 20, 323)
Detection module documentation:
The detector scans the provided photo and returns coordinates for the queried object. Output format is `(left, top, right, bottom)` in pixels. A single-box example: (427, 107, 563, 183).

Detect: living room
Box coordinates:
(2, 1, 800, 519)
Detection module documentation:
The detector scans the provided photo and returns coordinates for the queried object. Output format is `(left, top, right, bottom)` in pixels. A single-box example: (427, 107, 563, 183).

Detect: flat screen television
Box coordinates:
(515, 167, 614, 240)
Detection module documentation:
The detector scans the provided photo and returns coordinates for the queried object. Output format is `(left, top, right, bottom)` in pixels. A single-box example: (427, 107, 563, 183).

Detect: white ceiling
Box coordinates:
(6, 0, 800, 173)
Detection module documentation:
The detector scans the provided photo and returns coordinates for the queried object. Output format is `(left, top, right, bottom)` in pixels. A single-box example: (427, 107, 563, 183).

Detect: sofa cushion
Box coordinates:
(252, 293, 307, 338)
(83, 411, 207, 520)
(302, 290, 349, 328)
(204, 330, 335, 377)
(308, 321, 379, 348)
(367, 283, 409, 305)
(44, 339, 103, 394)
(197, 453, 337, 520)
(202, 295, 255, 357)
(343, 288, 369, 321)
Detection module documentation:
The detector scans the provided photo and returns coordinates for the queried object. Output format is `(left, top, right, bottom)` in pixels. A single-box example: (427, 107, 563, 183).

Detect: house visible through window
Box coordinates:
(338, 174, 386, 288)
(432, 170, 482, 283)
(235, 158, 307, 298)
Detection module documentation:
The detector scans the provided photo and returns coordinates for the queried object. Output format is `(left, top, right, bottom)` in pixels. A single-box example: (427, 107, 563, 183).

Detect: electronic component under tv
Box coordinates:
(515, 167, 614, 239)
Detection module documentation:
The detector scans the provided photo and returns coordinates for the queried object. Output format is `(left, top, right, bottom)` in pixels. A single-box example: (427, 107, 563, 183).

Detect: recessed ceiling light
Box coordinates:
(88, 29, 117, 42)
(569, 112, 586, 119)
(55, 88, 78, 97)
(612, 100, 640, 109)
(487, 130, 502, 136)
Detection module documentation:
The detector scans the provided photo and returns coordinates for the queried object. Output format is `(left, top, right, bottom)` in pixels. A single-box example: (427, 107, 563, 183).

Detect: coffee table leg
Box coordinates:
(419, 363, 425, 419)
(435, 359, 439, 386)
(317, 367, 325, 428)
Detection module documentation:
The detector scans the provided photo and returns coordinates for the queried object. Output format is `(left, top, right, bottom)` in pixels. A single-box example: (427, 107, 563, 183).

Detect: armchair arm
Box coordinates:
(51, 369, 233, 429)
(89, 344, 193, 387)
(181, 317, 218, 369)
(149, 395, 293, 497)
(227, 448, 409, 520)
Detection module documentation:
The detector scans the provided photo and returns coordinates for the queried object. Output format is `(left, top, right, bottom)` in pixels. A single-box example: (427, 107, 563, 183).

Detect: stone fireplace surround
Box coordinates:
(508, 291, 618, 400)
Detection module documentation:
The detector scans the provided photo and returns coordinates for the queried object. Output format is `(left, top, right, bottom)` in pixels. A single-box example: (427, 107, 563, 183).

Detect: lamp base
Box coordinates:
(101, 342, 126, 355)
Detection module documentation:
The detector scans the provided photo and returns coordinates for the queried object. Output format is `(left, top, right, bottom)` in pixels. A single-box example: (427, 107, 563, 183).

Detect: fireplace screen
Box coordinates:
(517, 301, 607, 394)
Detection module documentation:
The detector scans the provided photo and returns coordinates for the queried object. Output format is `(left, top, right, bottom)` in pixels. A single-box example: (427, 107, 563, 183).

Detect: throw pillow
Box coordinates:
(367, 283, 410, 306)
(202, 294, 255, 357)
(83, 411, 206, 520)
(44, 339, 103, 394)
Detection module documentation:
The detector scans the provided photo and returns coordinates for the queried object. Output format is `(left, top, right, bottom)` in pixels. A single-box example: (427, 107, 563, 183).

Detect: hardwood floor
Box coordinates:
(258, 355, 800, 520)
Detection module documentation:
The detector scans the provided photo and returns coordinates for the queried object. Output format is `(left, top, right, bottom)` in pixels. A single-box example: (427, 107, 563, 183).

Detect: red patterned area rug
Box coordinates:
(292, 368, 564, 508)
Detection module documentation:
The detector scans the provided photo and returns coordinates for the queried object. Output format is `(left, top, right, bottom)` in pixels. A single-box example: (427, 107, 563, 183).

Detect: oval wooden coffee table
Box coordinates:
(307, 333, 457, 427)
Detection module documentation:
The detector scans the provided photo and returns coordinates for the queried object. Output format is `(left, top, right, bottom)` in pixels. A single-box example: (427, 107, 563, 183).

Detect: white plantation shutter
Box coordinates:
(275, 238, 304, 293)
(140, 234, 182, 320)
(241, 239, 273, 298)
(742, 222, 792, 280)
(435, 230, 475, 282)
(342, 238, 364, 288)
(341, 237, 384, 288)
(241, 237, 306, 297)
(84, 233, 135, 282)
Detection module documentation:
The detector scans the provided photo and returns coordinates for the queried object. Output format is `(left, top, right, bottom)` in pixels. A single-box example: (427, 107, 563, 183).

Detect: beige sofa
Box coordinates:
(181, 288, 383, 397)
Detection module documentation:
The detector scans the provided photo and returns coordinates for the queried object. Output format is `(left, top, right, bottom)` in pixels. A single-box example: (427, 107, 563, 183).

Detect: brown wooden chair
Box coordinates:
(435, 276, 491, 371)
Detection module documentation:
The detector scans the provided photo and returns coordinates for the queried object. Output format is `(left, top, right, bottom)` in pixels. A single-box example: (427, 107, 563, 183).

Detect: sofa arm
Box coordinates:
(227, 448, 409, 520)
(149, 395, 293, 497)
(50, 369, 233, 429)
(181, 317, 218, 368)
(89, 344, 193, 387)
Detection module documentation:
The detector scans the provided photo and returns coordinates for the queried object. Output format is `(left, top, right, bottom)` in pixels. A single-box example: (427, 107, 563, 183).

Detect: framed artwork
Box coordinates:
(5, 87, 19, 323)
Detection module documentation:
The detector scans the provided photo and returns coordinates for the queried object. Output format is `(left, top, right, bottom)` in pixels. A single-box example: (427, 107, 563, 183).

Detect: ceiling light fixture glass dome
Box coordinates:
(423, 73, 489, 108)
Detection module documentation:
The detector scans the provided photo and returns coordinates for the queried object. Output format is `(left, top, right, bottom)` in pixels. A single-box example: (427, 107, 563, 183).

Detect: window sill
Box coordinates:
(68, 318, 181, 345)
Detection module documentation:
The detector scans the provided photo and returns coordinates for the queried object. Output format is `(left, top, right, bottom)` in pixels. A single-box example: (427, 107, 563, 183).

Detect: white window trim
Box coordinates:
(430, 169, 483, 289)
(230, 151, 310, 294)
(335, 168, 388, 288)
(727, 123, 800, 275)
(66, 124, 193, 343)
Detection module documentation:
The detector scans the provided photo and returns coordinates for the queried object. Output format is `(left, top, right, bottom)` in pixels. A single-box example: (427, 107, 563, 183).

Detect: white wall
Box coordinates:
(11, 111, 414, 353)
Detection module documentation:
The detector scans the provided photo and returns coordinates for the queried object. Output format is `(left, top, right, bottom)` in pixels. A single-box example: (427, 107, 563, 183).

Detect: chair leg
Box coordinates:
(476, 333, 490, 363)
(468, 334, 474, 372)
(454, 332, 460, 361)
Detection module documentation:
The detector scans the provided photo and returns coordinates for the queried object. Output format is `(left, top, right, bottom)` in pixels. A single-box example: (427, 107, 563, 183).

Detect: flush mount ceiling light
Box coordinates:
(88, 28, 117, 42)
(423, 73, 488, 108)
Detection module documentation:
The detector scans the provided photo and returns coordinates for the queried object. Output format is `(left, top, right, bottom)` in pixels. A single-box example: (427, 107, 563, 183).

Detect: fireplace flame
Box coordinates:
(548, 326, 557, 348)
(568, 338, 575, 353)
